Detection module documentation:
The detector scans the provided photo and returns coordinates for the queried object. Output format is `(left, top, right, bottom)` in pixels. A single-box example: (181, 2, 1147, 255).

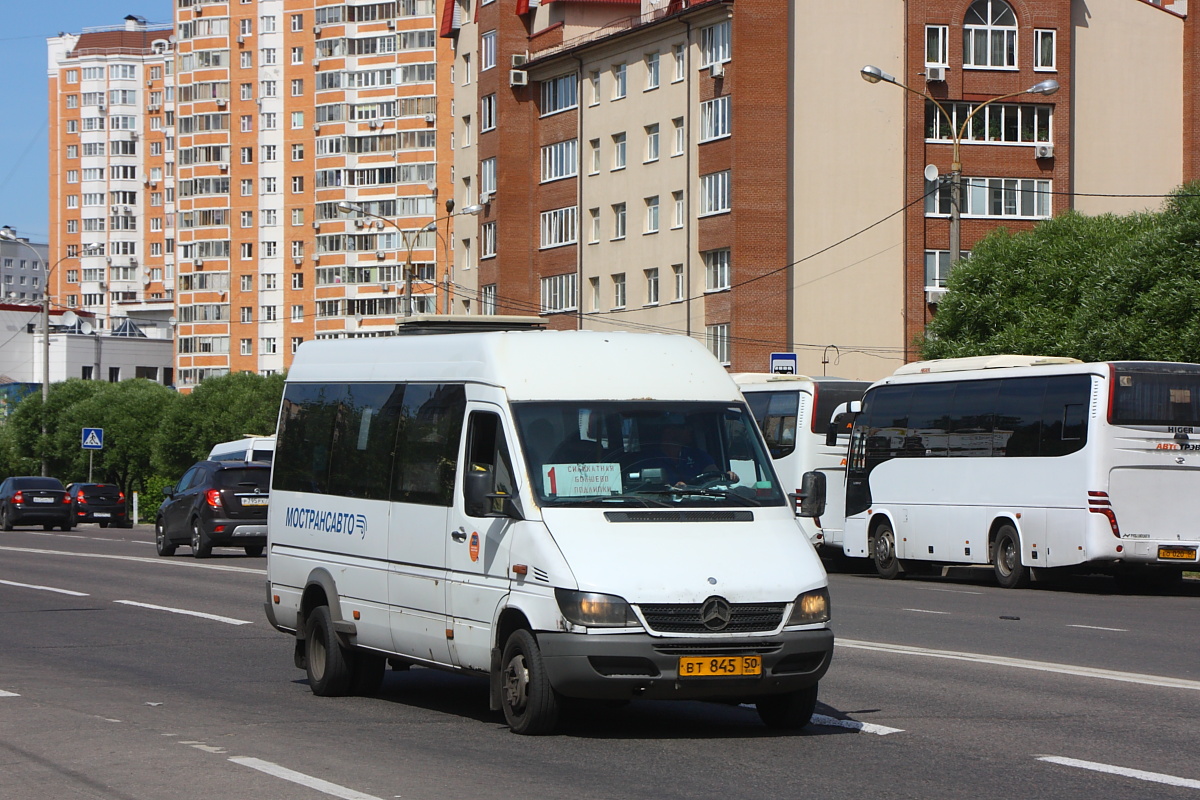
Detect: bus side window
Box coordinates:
(465, 411, 516, 506)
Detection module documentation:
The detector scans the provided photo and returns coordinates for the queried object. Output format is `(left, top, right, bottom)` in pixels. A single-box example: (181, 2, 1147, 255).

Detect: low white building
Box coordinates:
(0, 303, 174, 390)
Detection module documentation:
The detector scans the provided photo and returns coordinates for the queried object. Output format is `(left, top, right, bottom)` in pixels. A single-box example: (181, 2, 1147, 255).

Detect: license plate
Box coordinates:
(93, 512, 111, 518)
(241, 497, 268, 506)
(678, 655, 762, 678)
(31, 497, 53, 504)
(1158, 546, 1197, 560)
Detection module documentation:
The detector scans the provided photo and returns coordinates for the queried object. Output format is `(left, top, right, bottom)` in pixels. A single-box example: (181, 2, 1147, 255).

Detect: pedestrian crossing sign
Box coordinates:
(82, 428, 104, 450)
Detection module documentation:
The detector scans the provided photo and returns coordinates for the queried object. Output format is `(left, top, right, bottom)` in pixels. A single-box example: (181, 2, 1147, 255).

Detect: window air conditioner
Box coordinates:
(195, 258, 204, 267)
(236, 35, 244, 44)
(509, 70, 528, 87)
(926, 287, 947, 304)
(709, 62, 724, 79)
(313, 26, 322, 36)
(423, 113, 436, 123)
(293, 257, 303, 266)
(387, 20, 395, 30)
(1034, 144, 1054, 159)
(512, 53, 529, 67)
(479, 192, 491, 205)
(355, 219, 364, 228)
(216, 97, 226, 106)
(369, 120, 378, 129)
(926, 66, 946, 82)
(312, 221, 321, 230)
(375, 251, 385, 259)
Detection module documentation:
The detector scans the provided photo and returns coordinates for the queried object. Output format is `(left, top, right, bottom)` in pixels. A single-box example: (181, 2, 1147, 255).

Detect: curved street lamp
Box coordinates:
(337, 201, 483, 316)
(860, 65, 1059, 266)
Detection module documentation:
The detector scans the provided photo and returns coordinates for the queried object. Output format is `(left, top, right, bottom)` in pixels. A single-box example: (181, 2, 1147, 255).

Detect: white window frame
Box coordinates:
(925, 25, 949, 67)
(925, 176, 1052, 219)
(705, 323, 730, 365)
(540, 139, 578, 183)
(700, 21, 731, 67)
(963, 0, 1018, 69)
(540, 73, 578, 117)
(539, 206, 578, 249)
(612, 63, 627, 100)
(481, 31, 497, 71)
(699, 171, 731, 216)
(645, 196, 659, 234)
(704, 248, 731, 291)
(1034, 29, 1056, 71)
(540, 272, 577, 313)
(699, 96, 731, 142)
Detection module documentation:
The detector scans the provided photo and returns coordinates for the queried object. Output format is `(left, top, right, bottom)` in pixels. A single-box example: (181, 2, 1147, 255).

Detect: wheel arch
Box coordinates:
(987, 515, 1023, 562)
(867, 510, 899, 542)
(298, 568, 344, 631)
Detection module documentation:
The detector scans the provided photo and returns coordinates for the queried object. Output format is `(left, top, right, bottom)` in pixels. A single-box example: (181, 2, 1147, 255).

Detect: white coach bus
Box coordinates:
(734, 374, 870, 554)
(832, 355, 1200, 588)
(263, 323, 833, 734)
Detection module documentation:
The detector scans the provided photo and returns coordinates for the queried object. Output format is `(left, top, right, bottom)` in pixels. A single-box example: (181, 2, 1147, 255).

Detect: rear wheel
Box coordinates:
(305, 605, 353, 697)
(155, 519, 176, 556)
(1, 508, 11, 531)
(243, 545, 264, 557)
(872, 520, 901, 580)
(500, 629, 560, 735)
(191, 520, 212, 559)
(756, 684, 819, 730)
(43, 524, 54, 531)
(99, 521, 109, 528)
(992, 524, 1029, 589)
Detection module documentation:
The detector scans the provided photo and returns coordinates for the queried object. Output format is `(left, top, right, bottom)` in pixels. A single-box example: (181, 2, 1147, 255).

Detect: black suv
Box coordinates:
(0, 477, 72, 531)
(155, 461, 270, 558)
(65, 483, 128, 528)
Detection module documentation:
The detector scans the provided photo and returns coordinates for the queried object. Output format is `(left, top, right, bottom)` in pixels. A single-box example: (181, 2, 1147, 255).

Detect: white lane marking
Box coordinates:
(113, 600, 253, 626)
(25, 531, 152, 545)
(1067, 624, 1129, 632)
(811, 713, 904, 736)
(903, 608, 950, 615)
(839, 639, 1200, 692)
(0, 545, 265, 575)
(0, 690, 19, 697)
(918, 587, 983, 595)
(230, 757, 388, 800)
(1038, 756, 1200, 789)
(0, 578, 89, 597)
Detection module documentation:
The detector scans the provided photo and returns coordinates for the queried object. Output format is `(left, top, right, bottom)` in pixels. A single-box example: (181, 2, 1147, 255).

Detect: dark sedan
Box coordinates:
(155, 461, 269, 558)
(65, 483, 128, 528)
(0, 476, 72, 531)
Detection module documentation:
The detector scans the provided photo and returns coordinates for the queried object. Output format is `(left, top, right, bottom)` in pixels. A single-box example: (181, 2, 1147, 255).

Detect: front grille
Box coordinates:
(637, 602, 786, 634)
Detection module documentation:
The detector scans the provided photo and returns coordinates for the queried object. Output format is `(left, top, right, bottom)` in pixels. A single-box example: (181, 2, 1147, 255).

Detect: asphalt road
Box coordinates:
(2, 524, 1198, 800)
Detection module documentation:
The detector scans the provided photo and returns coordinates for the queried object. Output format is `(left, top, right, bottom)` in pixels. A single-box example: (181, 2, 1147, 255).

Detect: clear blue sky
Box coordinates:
(0, 2, 171, 246)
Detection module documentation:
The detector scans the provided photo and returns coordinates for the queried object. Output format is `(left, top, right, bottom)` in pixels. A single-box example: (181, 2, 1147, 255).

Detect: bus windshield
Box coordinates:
(1110, 362, 1200, 428)
(512, 401, 786, 508)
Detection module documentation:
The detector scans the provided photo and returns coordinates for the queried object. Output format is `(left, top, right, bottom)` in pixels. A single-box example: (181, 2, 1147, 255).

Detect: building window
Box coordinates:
(292, 78, 304, 96)
(645, 196, 659, 234)
(700, 20, 731, 67)
(589, 139, 601, 174)
(240, 338, 253, 356)
(612, 273, 626, 309)
(673, 43, 686, 82)
(706, 323, 730, 365)
(1035, 29, 1056, 70)
(925, 25, 949, 67)
(924, 249, 969, 289)
(612, 63, 627, 99)
(699, 96, 731, 142)
(612, 203, 627, 240)
(261, 305, 278, 322)
(925, 176, 1051, 218)
(481, 284, 497, 315)
(589, 277, 600, 312)
(291, 47, 304, 65)
(963, 0, 1017, 69)
(291, 111, 304, 129)
(589, 208, 600, 243)
(672, 191, 685, 229)
(612, 133, 626, 170)
(481, 93, 496, 131)
(673, 264, 685, 300)
(261, 337, 278, 355)
(589, 71, 600, 105)
(291, 337, 303, 354)
(645, 124, 660, 162)
(540, 272, 577, 313)
(539, 206, 578, 248)
(241, 307, 253, 323)
(480, 158, 496, 196)
(541, 139, 578, 182)
(926, 101, 1052, 144)
(704, 248, 731, 291)
(481, 31, 497, 71)
(646, 52, 660, 90)
(481, 221, 497, 258)
(645, 268, 659, 305)
(673, 117, 685, 156)
(241, 242, 254, 260)
(292, 273, 304, 290)
(699, 171, 731, 216)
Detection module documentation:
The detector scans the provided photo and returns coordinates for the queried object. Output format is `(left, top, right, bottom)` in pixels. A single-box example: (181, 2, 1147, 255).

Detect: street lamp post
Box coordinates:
(337, 201, 483, 316)
(859, 65, 1059, 268)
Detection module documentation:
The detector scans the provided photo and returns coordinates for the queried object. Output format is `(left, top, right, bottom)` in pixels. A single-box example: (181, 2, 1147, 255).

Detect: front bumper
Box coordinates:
(537, 628, 834, 701)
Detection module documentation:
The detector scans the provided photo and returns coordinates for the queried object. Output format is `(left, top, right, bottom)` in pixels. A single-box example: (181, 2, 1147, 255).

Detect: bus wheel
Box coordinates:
(756, 684, 818, 730)
(872, 520, 901, 580)
(500, 629, 560, 735)
(305, 605, 353, 697)
(992, 524, 1030, 589)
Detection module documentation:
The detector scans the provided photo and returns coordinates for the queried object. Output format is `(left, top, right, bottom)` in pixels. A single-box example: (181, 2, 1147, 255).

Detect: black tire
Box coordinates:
(243, 545, 264, 557)
(756, 684, 819, 730)
(350, 653, 386, 696)
(388, 657, 413, 671)
(155, 519, 176, 556)
(305, 605, 353, 697)
(1, 508, 11, 531)
(500, 629, 560, 735)
(191, 520, 212, 559)
(992, 523, 1029, 589)
(99, 521, 109, 528)
(43, 523, 54, 531)
(872, 520, 902, 580)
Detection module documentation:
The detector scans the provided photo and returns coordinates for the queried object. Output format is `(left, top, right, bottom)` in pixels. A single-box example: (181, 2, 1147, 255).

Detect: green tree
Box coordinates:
(4, 380, 106, 478)
(151, 371, 284, 477)
(922, 183, 1200, 362)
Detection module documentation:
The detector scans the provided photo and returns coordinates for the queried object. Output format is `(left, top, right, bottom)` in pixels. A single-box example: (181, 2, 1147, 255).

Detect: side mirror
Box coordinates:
(825, 400, 863, 447)
(162, 486, 175, 499)
(464, 465, 522, 519)
(797, 470, 826, 518)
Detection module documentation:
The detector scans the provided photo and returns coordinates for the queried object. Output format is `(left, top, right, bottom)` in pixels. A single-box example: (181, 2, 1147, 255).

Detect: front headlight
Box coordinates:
(555, 589, 639, 627)
(786, 587, 831, 625)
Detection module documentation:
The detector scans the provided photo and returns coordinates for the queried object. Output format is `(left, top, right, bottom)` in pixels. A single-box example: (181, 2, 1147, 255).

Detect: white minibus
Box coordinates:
(735, 374, 870, 554)
(263, 327, 833, 734)
(828, 355, 1200, 588)
(208, 436, 276, 463)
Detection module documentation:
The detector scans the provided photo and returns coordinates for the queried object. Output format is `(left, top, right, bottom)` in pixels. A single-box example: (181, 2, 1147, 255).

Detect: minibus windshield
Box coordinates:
(513, 401, 786, 508)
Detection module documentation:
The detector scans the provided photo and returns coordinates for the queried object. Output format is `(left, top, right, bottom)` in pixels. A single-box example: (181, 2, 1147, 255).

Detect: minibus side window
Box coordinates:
(274, 384, 345, 494)
(393, 384, 466, 506)
(327, 384, 404, 500)
(464, 411, 516, 516)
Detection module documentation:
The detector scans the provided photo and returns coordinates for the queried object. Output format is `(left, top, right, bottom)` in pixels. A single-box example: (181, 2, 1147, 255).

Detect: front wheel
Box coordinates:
(872, 520, 901, 580)
(500, 629, 560, 735)
(756, 684, 819, 730)
(305, 605, 353, 697)
(243, 545, 264, 557)
(992, 524, 1029, 589)
(191, 520, 212, 559)
(155, 519, 176, 556)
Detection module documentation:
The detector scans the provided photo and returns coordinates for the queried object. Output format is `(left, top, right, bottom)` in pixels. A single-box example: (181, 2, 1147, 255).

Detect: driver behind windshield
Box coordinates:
(641, 424, 738, 486)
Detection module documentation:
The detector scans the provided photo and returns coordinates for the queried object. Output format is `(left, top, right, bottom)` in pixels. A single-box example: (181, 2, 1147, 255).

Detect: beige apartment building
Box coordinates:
(46, 1, 1200, 386)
